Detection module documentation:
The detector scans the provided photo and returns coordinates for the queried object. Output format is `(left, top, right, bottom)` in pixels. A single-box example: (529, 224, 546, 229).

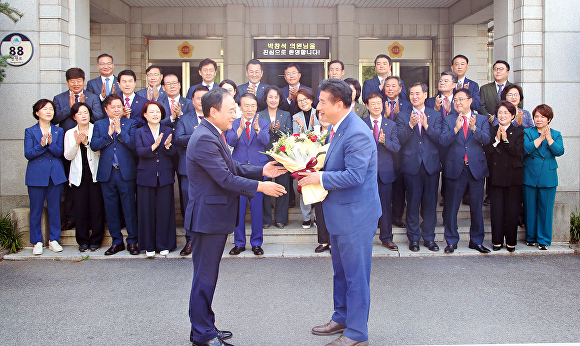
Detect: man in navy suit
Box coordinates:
(362, 54, 407, 103)
(174, 85, 208, 256)
(90, 94, 139, 256)
(451, 54, 481, 111)
(53, 68, 104, 133)
(396, 83, 442, 252)
(186, 88, 286, 346)
(117, 70, 149, 128)
(136, 65, 170, 116)
(299, 79, 381, 346)
(186, 58, 218, 99)
(280, 63, 313, 116)
(440, 88, 491, 254)
(225, 93, 270, 256)
(381, 76, 412, 229)
(162, 73, 194, 127)
(86, 53, 121, 102)
(363, 92, 400, 251)
(236, 59, 269, 112)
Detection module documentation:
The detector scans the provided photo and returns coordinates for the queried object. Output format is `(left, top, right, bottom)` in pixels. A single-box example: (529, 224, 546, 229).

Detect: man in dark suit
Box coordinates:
(117, 70, 149, 128)
(53, 68, 104, 133)
(136, 65, 170, 116)
(186, 58, 218, 99)
(52, 67, 104, 231)
(362, 54, 407, 103)
(236, 59, 269, 112)
(451, 54, 481, 111)
(226, 93, 271, 256)
(363, 92, 400, 251)
(479, 60, 513, 119)
(396, 83, 442, 252)
(86, 53, 121, 102)
(299, 79, 381, 346)
(440, 88, 491, 254)
(90, 94, 139, 256)
(186, 88, 286, 346)
(381, 76, 411, 229)
(280, 63, 313, 116)
(162, 73, 193, 127)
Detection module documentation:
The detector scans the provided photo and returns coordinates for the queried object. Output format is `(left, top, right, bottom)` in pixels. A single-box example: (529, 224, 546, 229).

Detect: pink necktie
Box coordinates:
(328, 129, 335, 143)
(443, 98, 448, 117)
(125, 97, 130, 107)
(246, 121, 250, 140)
(463, 115, 468, 162)
(416, 111, 423, 135)
(170, 99, 175, 116)
(373, 120, 379, 141)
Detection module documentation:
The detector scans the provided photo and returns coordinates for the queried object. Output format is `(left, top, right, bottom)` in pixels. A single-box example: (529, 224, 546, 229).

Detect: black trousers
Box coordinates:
(137, 184, 176, 252)
(72, 178, 105, 247)
(314, 202, 329, 244)
(263, 172, 290, 224)
(62, 160, 75, 223)
(489, 184, 521, 246)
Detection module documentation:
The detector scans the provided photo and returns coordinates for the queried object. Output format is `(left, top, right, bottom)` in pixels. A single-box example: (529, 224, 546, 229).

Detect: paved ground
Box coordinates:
(1, 252, 580, 346)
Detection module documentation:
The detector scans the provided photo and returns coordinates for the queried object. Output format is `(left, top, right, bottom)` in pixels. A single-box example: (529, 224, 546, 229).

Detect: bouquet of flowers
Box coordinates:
(266, 131, 329, 205)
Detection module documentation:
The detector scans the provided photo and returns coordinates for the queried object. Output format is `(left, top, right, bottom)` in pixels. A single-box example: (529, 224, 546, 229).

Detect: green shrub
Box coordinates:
(571, 211, 580, 244)
(0, 212, 24, 253)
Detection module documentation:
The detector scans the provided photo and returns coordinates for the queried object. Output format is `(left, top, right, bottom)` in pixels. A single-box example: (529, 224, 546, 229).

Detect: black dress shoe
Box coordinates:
(492, 244, 503, 251)
(315, 244, 330, 253)
(506, 245, 516, 252)
(263, 222, 271, 229)
(462, 195, 470, 205)
(180, 241, 193, 256)
(275, 222, 284, 228)
(89, 245, 99, 252)
(252, 246, 264, 255)
(469, 242, 491, 253)
(526, 241, 536, 246)
(127, 243, 139, 255)
(228, 246, 245, 255)
(409, 241, 420, 252)
(392, 219, 406, 228)
(104, 243, 125, 256)
(538, 244, 548, 250)
(192, 336, 233, 346)
(61, 220, 76, 230)
(190, 329, 233, 342)
(444, 244, 457, 253)
(79, 244, 89, 252)
(424, 241, 439, 251)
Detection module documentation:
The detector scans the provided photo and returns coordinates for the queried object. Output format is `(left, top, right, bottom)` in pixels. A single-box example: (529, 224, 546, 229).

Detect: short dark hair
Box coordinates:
(141, 100, 166, 121)
(374, 54, 392, 66)
(97, 53, 113, 63)
(146, 65, 163, 75)
(409, 82, 428, 94)
(239, 92, 258, 105)
(103, 94, 123, 108)
(199, 58, 217, 71)
(385, 76, 402, 87)
(66, 68, 85, 81)
(191, 84, 210, 99)
(70, 102, 94, 123)
(532, 104, 554, 122)
(319, 78, 352, 108)
(262, 85, 284, 109)
(328, 60, 344, 70)
(285, 63, 301, 73)
(455, 88, 473, 99)
(246, 59, 263, 70)
(344, 78, 361, 102)
(493, 60, 511, 71)
(295, 87, 315, 104)
(364, 92, 383, 105)
(452, 54, 469, 65)
(201, 87, 230, 118)
(32, 99, 55, 120)
(118, 70, 137, 82)
(494, 100, 517, 118)
(500, 84, 524, 103)
(441, 70, 458, 83)
(163, 73, 180, 85)
(219, 79, 238, 99)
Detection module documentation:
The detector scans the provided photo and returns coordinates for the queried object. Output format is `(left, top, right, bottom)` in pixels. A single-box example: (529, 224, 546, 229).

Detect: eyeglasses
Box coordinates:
(297, 98, 311, 104)
(147, 73, 160, 77)
(285, 71, 299, 76)
(98, 62, 113, 67)
(493, 67, 507, 72)
(453, 97, 471, 103)
(164, 82, 179, 87)
(438, 79, 453, 84)
(367, 102, 382, 107)
(506, 93, 519, 98)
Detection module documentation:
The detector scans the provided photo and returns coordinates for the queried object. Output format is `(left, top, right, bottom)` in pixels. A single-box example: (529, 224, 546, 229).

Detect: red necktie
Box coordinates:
(245, 121, 250, 140)
(373, 120, 379, 141)
(221, 132, 227, 146)
(328, 129, 335, 143)
(463, 115, 468, 162)
(125, 97, 130, 107)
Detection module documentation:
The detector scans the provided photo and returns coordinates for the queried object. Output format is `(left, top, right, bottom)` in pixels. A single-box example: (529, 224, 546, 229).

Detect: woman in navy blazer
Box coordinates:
(522, 104, 564, 250)
(135, 101, 177, 257)
(25, 99, 68, 255)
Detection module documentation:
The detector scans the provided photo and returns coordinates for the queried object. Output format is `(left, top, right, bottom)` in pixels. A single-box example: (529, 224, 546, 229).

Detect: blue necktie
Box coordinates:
(105, 77, 111, 96)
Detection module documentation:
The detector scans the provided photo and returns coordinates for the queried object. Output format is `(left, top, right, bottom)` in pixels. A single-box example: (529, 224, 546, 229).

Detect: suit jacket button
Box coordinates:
(114, 148, 116, 150)
(156, 159, 160, 162)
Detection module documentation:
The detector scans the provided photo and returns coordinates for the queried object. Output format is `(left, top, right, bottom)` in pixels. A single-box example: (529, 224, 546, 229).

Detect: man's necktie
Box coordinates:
(373, 120, 379, 141)
(245, 121, 250, 140)
(170, 99, 175, 116)
(221, 132, 227, 146)
(198, 116, 203, 124)
(105, 77, 111, 96)
(416, 111, 423, 135)
(457, 81, 463, 90)
(497, 84, 504, 99)
(125, 97, 130, 108)
(74, 94, 79, 103)
(328, 129, 335, 143)
(463, 115, 468, 162)
(389, 101, 395, 119)
(443, 97, 448, 117)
